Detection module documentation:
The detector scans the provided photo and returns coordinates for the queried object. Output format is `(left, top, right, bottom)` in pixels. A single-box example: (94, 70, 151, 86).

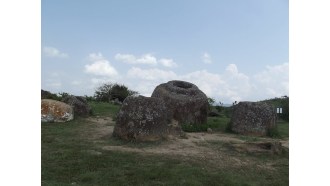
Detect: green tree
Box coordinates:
(94, 83, 114, 102)
(207, 97, 216, 111)
(215, 101, 224, 113)
(111, 84, 138, 102)
(261, 96, 289, 122)
(94, 83, 139, 102)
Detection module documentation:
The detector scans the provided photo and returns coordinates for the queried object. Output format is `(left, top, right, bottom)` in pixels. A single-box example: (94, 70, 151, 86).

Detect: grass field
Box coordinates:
(42, 102, 289, 186)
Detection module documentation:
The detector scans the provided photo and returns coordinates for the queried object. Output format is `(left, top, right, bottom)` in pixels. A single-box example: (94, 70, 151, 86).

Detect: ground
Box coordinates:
(86, 116, 288, 162)
(42, 102, 289, 185)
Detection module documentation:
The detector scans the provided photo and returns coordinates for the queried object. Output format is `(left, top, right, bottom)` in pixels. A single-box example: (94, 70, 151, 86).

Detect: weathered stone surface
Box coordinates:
(151, 80, 208, 126)
(113, 96, 182, 141)
(230, 101, 276, 136)
(62, 95, 92, 117)
(41, 99, 74, 122)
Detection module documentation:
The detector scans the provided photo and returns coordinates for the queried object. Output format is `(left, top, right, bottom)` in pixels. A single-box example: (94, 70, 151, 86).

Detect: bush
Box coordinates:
(94, 83, 138, 102)
(225, 121, 234, 133)
(41, 90, 71, 101)
(267, 127, 280, 138)
(224, 107, 233, 118)
(207, 97, 215, 111)
(215, 105, 223, 113)
(84, 95, 96, 102)
(261, 96, 289, 122)
(181, 123, 208, 132)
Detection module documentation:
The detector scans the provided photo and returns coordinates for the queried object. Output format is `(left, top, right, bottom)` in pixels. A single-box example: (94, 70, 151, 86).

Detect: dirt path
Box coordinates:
(83, 116, 288, 170)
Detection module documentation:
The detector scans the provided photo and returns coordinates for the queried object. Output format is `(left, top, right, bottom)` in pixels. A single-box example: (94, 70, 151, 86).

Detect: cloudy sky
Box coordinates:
(42, 0, 288, 104)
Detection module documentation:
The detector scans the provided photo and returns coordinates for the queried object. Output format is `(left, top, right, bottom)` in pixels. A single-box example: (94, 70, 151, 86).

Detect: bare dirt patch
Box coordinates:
(82, 116, 288, 170)
(84, 116, 115, 140)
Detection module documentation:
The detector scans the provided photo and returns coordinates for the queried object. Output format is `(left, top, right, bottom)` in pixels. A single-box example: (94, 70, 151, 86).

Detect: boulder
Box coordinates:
(41, 99, 74, 122)
(62, 95, 92, 117)
(151, 80, 208, 126)
(113, 96, 182, 141)
(230, 101, 276, 136)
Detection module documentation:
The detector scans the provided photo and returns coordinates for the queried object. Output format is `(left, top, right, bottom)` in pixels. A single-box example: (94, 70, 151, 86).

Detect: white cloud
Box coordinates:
(253, 63, 289, 99)
(43, 46, 68, 58)
(202, 52, 212, 64)
(123, 63, 288, 104)
(43, 78, 62, 90)
(223, 64, 252, 98)
(136, 54, 157, 65)
(124, 66, 250, 103)
(47, 82, 62, 88)
(127, 67, 177, 81)
(159, 58, 178, 68)
(115, 53, 177, 68)
(115, 53, 157, 65)
(84, 53, 118, 77)
(80, 56, 288, 104)
(179, 66, 251, 103)
(88, 52, 104, 61)
(180, 70, 225, 97)
(71, 81, 81, 86)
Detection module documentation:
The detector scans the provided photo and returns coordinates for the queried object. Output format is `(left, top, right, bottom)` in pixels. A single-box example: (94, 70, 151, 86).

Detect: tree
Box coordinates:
(94, 83, 139, 102)
(94, 83, 114, 102)
(280, 97, 289, 121)
(215, 101, 224, 113)
(207, 97, 215, 111)
(110, 84, 138, 102)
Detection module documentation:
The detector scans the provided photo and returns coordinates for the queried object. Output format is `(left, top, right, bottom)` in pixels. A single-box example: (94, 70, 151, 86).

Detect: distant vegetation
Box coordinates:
(41, 89, 71, 101)
(41, 82, 139, 103)
(261, 96, 289, 121)
(94, 83, 139, 102)
(42, 85, 288, 125)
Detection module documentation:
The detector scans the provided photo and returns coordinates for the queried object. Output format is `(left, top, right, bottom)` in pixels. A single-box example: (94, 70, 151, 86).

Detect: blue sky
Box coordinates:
(42, 0, 288, 103)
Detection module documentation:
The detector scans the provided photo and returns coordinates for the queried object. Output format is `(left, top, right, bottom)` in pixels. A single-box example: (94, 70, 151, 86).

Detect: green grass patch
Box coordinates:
(277, 120, 289, 138)
(42, 105, 288, 185)
(88, 101, 120, 117)
(266, 121, 289, 139)
(181, 117, 231, 132)
(237, 135, 260, 142)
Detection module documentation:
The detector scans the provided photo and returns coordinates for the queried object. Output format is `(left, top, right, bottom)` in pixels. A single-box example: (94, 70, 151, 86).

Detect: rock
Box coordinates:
(41, 99, 74, 122)
(207, 128, 213, 133)
(230, 101, 276, 136)
(113, 96, 182, 141)
(151, 80, 208, 126)
(62, 95, 92, 117)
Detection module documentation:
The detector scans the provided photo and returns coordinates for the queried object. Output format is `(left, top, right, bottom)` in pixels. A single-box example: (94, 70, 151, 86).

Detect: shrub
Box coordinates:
(207, 97, 215, 110)
(225, 121, 234, 133)
(261, 96, 289, 122)
(267, 127, 280, 138)
(41, 89, 70, 101)
(94, 83, 138, 102)
(181, 123, 208, 132)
